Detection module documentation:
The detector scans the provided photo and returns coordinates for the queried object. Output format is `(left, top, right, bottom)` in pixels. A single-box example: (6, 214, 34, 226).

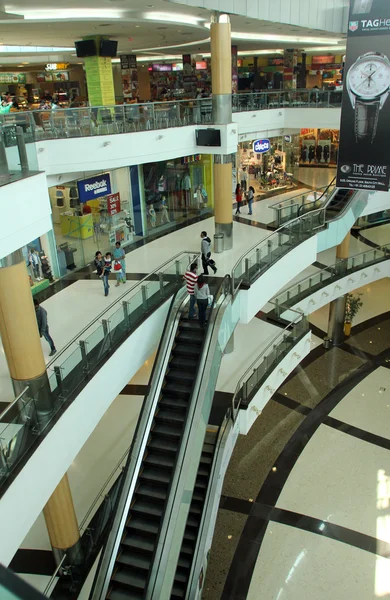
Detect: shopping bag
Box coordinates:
(207, 294, 214, 307)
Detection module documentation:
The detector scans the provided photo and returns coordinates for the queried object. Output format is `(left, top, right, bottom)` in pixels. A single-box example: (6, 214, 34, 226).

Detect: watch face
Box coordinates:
(348, 54, 390, 99)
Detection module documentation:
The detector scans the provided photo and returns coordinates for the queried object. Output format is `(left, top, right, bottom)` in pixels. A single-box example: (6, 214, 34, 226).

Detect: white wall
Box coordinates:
(166, 0, 348, 33)
(0, 173, 53, 260)
(0, 299, 170, 566)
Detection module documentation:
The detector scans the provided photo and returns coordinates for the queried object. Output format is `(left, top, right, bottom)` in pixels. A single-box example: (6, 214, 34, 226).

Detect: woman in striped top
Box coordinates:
(184, 262, 198, 319)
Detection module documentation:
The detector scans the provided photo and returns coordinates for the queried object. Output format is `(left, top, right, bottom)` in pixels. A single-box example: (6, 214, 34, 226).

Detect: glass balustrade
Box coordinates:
(231, 210, 325, 294)
(0, 123, 39, 187)
(273, 244, 390, 316)
(0, 252, 196, 487)
(232, 310, 309, 419)
(0, 90, 340, 143)
(270, 182, 336, 227)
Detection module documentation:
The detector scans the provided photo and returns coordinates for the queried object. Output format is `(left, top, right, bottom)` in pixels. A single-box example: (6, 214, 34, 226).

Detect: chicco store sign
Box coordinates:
(77, 173, 112, 202)
(253, 139, 270, 153)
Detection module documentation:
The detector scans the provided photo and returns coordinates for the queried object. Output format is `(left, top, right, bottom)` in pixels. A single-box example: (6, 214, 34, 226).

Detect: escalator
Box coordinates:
(170, 429, 217, 600)
(106, 315, 206, 600)
(324, 188, 355, 221)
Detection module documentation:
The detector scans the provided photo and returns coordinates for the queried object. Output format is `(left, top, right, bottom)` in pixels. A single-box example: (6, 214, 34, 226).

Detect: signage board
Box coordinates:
(253, 139, 270, 153)
(107, 192, 121, 215)
(77, 173, 111, 203)
(120, 54, 137, 70)
(312, 55, 335, 64)
(268, 58, 284, 66)
(336, 0, 390, 191)
(0, 73, 26, 84)
(45, 63, 69, 71)
(284, 135, 292, 143)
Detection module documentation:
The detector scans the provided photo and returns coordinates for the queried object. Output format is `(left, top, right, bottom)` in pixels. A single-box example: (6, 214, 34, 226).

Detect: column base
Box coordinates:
(52, 538, 83, 570)
(215, 222, 233, 251)
(212, 94, 232, 125)
(13, 372, 54, 425)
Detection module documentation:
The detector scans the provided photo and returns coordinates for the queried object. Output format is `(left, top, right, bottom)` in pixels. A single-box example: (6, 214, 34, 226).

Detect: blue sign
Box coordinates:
(253, 139, 270, 153)
(77, 173, 111, 203)
(284, 135, 292, 143)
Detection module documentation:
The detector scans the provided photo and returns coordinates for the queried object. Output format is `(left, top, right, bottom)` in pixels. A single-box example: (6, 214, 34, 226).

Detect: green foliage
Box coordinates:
(344, 293, 363, 324)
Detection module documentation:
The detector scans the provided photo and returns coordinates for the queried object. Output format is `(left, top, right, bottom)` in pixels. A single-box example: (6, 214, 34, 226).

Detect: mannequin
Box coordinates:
(124, 212, 135, 233)
(160, 197, 170, 224)
(28, 248, 42, 281)
(181, 172, 192, 213)
(195, 186, 202, 210)
(149, 204, 156, 228)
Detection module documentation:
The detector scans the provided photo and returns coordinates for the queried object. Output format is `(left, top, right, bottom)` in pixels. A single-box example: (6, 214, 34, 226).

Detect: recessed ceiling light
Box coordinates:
(11, 9, 123, 19)
(135, 25, 140, 28)
(143, 11, 205, 26)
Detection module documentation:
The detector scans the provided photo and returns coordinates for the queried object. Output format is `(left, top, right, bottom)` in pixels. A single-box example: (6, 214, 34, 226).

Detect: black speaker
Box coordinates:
(99, 40, 118, 58)
(75, 40, 97, 57)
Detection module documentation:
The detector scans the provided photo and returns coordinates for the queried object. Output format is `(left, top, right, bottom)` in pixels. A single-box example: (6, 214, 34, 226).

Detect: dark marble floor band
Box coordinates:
(219, 497, 390, 559)
(119, 384, 149, 396)
(9, 549, 55, 576)
(351, 224, 389, 250)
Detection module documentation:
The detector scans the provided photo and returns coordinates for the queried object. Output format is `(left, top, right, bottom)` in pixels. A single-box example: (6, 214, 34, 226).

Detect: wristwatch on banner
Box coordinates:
(352, 0, 373, 14)
(346, 51, 390, 142)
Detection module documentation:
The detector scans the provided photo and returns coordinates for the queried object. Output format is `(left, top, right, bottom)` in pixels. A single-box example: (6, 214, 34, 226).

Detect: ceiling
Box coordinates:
(0, 0, 346, 65)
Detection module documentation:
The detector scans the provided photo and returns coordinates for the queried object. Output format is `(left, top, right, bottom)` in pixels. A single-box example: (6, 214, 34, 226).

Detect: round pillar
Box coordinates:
(214, 156, 233, 250)
(43, 474, 81, 564)
(210, 14, 232, 124)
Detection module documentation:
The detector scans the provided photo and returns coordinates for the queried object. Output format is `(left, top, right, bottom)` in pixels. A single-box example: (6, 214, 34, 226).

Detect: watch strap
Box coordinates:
(355, 99, 380, 142)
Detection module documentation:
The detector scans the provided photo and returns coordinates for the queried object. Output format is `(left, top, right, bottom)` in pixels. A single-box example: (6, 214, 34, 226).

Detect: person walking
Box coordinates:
(235, 184, 242, 215)
(113, 241, 126, 286)
(184, 262, 198, 319)
(200, 231, 217, 275)
(34, 299, 57, 356)
(194, 274, 210, 328)
(94, 250, 110, 297)
(247, 185, 255, 215)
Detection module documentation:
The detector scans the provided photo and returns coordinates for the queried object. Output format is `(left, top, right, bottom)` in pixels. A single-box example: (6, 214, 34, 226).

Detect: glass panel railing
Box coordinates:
(231, 210, 325, 294)
(270, 181, 335, 227)
(0, 252, 196, 488)
(273, 244, 390, 316)
(0, 122, 39, 187)
(232, 89, 342, 112)
(0, 563, 46, 600)
(232, 310, 309, 418)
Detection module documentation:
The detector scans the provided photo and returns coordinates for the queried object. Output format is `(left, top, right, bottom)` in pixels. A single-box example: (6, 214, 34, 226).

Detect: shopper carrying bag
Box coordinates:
(200, 231, 217, 275)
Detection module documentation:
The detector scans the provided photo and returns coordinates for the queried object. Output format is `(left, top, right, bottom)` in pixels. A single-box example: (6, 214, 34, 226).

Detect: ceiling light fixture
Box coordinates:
(9, 9, 124, 20)
(203, 24, 342, 45)
(134, 37, 210, 53)
(304, 45, 346, 52)
(142, 11, 205, 26)
(0, 45, 74, 53)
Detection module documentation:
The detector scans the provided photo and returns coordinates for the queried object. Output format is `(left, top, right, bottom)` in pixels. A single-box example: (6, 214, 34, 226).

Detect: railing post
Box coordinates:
(175, 260, 181, 276)
(287, 291, 291, 302)
(256, 248, 261, 265)
(79, 340, 89, 374)
(54, 366, 64, 399)
(122, 300, 130, 327)
(141, 284, 148, 309)
(308, 277, 312, 289)
(159, 272, 165, 297)
(0, 128, 9, 176)
(15, 126, 29, 172)
(274, 298, 279, 316)
(102, 319, 110, 340)
(245, 258, 250, 285)
(320, 272, 324, 283)
(297, 284, 301, 295)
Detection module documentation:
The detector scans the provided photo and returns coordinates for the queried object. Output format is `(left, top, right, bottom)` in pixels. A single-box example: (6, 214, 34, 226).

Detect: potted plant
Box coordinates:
(344, 293, 363, 336)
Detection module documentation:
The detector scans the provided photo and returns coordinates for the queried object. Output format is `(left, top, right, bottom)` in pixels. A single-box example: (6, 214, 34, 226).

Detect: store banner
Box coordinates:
(253, 139, 270, 153)
(107, 192, 121, 215)
(120, 54, 138, 99)
(232, 45, 238, 94)
(336, 0, 390, 191)
(77, 173, 112, 202)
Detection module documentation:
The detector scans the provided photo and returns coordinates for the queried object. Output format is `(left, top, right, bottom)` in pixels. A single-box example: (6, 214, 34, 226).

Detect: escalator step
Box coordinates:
(189, 502, 202, 515)
(136, 482, 167, 502)
(140, 466, 171, 485)
(172, 343, 202, 358)
(194, 478, 207, 490)
(152, 422, 182, 439)
(144, 451, 175, 469)
(116, 550, 151, 572)
(179, 319, 203, 331)
(178, 553, 192, 570)
(156, 408, 186, 423)
(178, 331, 204, 345)
(122, 533, 155, 554)
(170, 356, 198, 370)
(187, 513, 200, 528)
(108, 587, 143, 600)
(192, 489, 205, 502)
(198, 465, 209, 477)
(126, 515, 159, 535)
(181, 540, 194, 555)
(171, 584, 186, 599)
(160, 396, 188, 410)
(162, 382, 192, 398)
(148, 435, 178, 454)
(132, 499, 164, 518)
(183, 528, 196, 542)
(174, 569, 188, 583)
(112, 567, 146, 591)
(166, 369, 194, 383)
(200, 454, 213, 466)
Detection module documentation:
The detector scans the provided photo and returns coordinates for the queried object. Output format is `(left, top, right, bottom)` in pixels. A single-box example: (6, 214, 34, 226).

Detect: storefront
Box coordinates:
(236, 134, 300, 196)
(141, 154, 214, 231)
(299, 128, 339, 167)
(23, 230, 60, 295)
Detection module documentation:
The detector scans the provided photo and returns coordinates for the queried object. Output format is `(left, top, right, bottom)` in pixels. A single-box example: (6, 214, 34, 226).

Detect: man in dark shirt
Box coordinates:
(34, 299, 56, 356)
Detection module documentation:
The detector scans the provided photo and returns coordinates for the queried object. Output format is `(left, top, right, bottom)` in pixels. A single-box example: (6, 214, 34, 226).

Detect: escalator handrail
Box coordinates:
(90, 286, 189, 600)
(146, 276, 232, 599)
(185, 409, 233, 600)
(297, 175, 337, 217)
(46, 250, 197, 369)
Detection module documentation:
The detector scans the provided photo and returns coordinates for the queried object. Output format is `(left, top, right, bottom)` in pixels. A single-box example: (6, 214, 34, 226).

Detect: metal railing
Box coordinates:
(0, 251, 197, 488)
(273, 244, 390, 316)
(0, 89, 341, 142)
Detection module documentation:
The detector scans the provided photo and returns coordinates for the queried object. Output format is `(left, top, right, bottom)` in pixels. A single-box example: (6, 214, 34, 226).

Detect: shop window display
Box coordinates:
(299, 128, 339, 167)
(22, 233, 57, 295)
(142, 155, 213, 234)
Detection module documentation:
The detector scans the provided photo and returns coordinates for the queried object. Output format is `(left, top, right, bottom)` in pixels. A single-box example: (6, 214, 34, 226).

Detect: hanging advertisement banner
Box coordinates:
(120, 54, 138, 99)
(232, 45, 238, 94)
(336, 0, 390, 191)
(77, 173, 112, 202)
(107, 192, 121, 215)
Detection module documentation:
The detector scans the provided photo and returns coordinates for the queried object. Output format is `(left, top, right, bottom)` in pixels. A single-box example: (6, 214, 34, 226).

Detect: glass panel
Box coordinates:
(57, 346, 84, 393)
(84, 324, 106, 355)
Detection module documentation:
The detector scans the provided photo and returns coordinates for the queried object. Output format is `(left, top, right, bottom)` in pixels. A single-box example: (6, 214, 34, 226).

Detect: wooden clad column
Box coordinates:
(211, 13, 234, 250)
(327, 231, 351, 345)
(43, 474, 80, 562)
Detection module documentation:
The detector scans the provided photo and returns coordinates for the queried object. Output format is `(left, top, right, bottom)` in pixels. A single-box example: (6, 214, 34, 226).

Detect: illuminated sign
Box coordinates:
(45, 63, 69, 71)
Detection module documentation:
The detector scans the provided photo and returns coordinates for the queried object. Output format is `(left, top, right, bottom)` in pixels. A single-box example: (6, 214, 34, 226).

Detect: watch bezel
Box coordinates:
(347, 51, 390, 100)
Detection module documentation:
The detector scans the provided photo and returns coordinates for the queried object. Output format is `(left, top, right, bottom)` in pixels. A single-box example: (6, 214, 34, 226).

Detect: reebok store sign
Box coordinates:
(77, 173, 112, 202)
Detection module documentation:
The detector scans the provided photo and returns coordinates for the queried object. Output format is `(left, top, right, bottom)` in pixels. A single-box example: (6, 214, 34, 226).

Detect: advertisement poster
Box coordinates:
(107, 192, 121, 215)
(120, 54, 138, 99)
(77, 173, 112, 203)
(336, 0, 390, 191)
(232, 45, 238, 94)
